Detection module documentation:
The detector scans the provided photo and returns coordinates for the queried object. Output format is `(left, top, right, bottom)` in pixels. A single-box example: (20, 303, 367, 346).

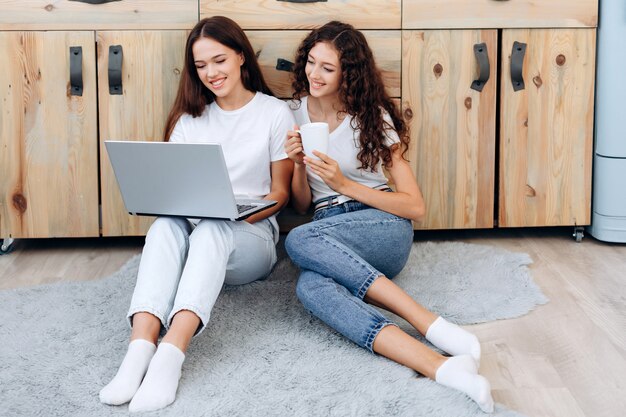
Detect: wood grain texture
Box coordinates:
(0, 0, 198, 30)
(499, 29, 596, 227)
(97, 30, 187, 236)
(402, 30, 497, 230)
(247, 30, 401, 99)
(0, 31, 99, 238)
(201, 0, 401, 29)
(403, 0, 598, 29)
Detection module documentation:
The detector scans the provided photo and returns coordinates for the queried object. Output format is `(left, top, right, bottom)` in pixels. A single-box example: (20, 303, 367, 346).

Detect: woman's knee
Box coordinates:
(285, 224, 315, 258)
(189, 219, 229, 243)
(146, 217, 189, 242)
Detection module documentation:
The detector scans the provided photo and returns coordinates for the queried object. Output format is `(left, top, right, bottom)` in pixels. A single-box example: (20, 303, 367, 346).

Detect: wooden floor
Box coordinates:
(1, 227, 624, 417)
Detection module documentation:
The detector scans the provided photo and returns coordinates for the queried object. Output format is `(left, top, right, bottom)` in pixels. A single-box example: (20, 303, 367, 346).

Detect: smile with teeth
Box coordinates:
(210, 78, 226, 88)
(310, 80, 325, 89)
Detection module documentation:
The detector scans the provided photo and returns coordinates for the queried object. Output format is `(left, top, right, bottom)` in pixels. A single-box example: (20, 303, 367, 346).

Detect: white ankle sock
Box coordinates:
(426, 317, 481, 366)
(128, 342, 185, 413)
(99, 339, 156, 405)
(435, 355, 494, 413)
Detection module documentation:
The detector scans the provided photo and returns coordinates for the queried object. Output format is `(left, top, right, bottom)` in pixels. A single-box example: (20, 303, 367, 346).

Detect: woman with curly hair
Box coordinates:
(284, 21, 494, 413)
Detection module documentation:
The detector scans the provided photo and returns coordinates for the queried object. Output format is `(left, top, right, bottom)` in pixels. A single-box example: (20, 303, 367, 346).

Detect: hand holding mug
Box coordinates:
(297, 122, 329, 160)
(285, 125, 305, 165)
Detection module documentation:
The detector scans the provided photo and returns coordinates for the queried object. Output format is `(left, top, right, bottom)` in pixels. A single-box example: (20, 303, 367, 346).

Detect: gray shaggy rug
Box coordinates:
(0, 240, 547, 417)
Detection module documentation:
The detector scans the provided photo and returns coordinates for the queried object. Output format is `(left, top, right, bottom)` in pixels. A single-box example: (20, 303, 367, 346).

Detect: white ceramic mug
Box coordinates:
(297, 122, 329, 159)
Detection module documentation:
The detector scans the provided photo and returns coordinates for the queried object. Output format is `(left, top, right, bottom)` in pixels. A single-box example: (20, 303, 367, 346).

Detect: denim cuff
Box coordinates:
(127, 306, 168, 332)
(364, 321, 398, 353)
(167, 304, 210, 337)
(356, 270, 384, 299)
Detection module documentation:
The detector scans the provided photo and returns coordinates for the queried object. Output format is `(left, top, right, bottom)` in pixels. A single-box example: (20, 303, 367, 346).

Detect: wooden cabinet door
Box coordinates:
(98, 31, 187, 236)
(0, 31, 99, 238)
(247, 30, 401, 99)
(499, 29, 595, 227)
(402, 30, 497, 229)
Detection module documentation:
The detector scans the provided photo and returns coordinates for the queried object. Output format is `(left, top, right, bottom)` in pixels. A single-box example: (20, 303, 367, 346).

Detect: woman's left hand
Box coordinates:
(304, 151, 349, 194)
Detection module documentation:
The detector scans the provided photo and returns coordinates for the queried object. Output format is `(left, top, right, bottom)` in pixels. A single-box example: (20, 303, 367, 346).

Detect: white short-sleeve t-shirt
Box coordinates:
(290, 95, 399, 203)
(169, 92, 294, 236)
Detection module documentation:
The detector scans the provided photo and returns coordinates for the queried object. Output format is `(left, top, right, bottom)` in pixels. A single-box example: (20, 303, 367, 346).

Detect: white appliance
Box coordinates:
(588, 0, 626, 242)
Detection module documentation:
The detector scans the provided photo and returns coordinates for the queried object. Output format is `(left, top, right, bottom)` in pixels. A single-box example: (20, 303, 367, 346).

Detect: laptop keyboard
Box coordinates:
(237, 204, 256, 214)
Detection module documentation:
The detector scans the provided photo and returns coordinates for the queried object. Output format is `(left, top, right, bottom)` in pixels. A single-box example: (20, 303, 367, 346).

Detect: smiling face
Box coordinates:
(192, 37, 245, 100)
(305, 41, 342, 99)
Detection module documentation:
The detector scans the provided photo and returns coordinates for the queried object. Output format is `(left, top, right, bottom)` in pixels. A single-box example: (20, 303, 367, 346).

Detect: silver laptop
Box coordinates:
(104, 141, 277, 221)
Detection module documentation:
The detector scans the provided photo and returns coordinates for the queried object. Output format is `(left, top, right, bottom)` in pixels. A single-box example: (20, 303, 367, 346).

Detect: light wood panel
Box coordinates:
(0, 31, 99, 238)
(248, 30, 401, 99)
(402, 30, 497, 230)
(499, 29, 596, 227)
(0, 0, 198, 30)
(201, 0, 401, 29)
(98, 30, 187, 236)
(403, 0, 598, 29)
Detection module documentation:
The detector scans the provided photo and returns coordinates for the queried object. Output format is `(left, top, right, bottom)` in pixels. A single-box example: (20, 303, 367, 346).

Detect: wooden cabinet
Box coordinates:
(0, 31, 99, 238)
(0, 2, 190, 239)
(98, 31, 187, 236)
(402, 4, 597, 230)
(402, 30, 497, 229)
(499, 29, 595, 227)
(0, 1, 598, 239)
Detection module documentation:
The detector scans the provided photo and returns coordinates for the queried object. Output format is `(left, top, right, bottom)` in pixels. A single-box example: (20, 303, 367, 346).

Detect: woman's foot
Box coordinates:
(128, 342, 185, 413)
(99, 339, 156, 405)
(425, 317, 481, 366)
(435, 355, 494, 413)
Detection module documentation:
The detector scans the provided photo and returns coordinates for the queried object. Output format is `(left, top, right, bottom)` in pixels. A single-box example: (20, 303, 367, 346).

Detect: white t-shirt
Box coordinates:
(290, 95, 399, 203)
(170, 92, 294, 238)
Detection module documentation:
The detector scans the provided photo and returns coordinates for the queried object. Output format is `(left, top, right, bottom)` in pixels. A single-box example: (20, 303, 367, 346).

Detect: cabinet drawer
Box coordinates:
(201, 0, 400, 29)
(403, 0, 598, 29)
(0, 0, 198, 30)
(247, 30, 400, 98)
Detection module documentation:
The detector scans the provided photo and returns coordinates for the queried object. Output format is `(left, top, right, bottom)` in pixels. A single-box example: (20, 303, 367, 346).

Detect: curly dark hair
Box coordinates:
(291, 21, 409, 171)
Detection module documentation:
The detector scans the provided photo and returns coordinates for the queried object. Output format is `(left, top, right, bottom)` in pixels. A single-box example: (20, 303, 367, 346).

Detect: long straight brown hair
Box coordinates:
(163, 16, 274, 141)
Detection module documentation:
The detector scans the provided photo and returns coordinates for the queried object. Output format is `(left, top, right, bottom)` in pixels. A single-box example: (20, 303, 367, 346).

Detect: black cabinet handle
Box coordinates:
(470, 43, 490, 92)
(511, 41, 527, 92)
(68, 0, 121, 4)
(276, 58, 294, 72)
(277, 0, 327, 3)
(108, 45, 123, 95)
(69, 46, 83, 96)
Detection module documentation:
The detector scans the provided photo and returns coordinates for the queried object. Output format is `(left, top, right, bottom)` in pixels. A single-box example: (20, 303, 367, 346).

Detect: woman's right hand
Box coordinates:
(285, 125, 305, 165)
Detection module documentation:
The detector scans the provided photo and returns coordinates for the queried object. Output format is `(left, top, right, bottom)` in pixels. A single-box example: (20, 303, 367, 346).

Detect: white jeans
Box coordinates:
(127, 216, 277, 335)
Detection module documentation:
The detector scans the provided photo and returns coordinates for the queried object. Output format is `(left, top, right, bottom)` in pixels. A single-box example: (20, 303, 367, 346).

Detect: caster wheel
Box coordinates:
(572, 227, 584, 243)
(0, 238, 15, 255)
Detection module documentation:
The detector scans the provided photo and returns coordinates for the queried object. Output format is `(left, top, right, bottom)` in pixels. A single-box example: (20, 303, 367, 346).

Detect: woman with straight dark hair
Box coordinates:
(99, 16, 294, 412)
(284, 21, 494, 413)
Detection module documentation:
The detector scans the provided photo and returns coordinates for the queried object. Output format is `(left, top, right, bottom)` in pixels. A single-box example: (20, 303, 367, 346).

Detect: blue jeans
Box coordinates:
(285, 201, 414, 352)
